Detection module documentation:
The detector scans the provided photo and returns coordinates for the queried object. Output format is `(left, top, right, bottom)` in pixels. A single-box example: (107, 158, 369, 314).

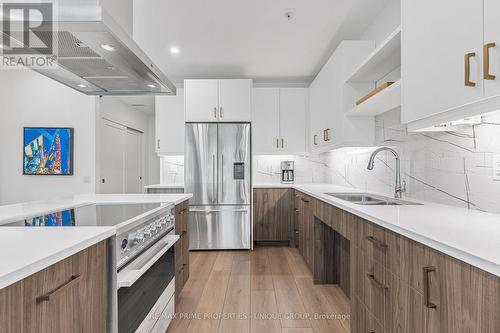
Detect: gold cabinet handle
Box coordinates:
(465, 52, 476, 87)
(365, 235, 388, 250)
(323, 128, 331, 142)
(423, 266, 437, 309)
(484, 43, 496, 80)
(219, 107, 223, 119)
(281, 138, 284, 149)
(366, 272, 388, 290)
(276, 138, 279, 149)
(313, 135, 318, 146)
(214, 107, 217, 118)
(36, 275, 82, 303)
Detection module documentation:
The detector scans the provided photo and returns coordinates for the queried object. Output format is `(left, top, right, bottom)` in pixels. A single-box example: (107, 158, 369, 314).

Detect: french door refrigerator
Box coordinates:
(185, 123, 251, 250)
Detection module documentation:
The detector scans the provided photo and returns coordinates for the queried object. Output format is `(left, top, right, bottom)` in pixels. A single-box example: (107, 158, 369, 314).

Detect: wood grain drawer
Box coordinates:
(314, 200, 347, 238)
(352, 296, 384, 333)
(351, 246, 386, 326)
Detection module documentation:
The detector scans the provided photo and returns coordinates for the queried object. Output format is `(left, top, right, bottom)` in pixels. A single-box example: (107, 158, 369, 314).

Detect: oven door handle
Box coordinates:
(117, 234, 180, 289)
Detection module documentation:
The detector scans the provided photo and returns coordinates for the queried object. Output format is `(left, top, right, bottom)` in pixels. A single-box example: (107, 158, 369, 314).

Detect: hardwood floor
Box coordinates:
(167, 247, 350, 333)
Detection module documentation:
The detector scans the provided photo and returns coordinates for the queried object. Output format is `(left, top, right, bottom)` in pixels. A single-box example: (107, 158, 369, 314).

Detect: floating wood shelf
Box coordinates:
(346, 80, 401, 117)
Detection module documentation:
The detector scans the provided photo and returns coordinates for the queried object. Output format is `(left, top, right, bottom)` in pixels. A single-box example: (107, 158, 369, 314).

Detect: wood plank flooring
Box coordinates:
(167, 247, 350, 333)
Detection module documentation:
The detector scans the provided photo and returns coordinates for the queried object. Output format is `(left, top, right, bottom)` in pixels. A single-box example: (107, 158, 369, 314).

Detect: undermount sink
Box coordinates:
(325, 193, 423, 206)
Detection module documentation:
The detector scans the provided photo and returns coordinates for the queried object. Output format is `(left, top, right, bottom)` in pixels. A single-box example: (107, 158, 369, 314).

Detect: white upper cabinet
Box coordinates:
(309, 41, 375, 154)
(484, 0, 500, 98)
(402, 0, 491, 130)
(218, 79, 252, 121)
(252, 88, 280, 153)
(155, 88, 184, 154)
(251, 87, 308, 154)
(279, 88, 307, 154)
(184, 79, 252, 122)
(184, 80, 219, 122)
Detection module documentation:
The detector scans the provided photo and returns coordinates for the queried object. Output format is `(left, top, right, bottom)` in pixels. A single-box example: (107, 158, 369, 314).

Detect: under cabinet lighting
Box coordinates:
(77, 84, 87, 88)
(169, 47, 180, 54)
(147, 84, 157, 88)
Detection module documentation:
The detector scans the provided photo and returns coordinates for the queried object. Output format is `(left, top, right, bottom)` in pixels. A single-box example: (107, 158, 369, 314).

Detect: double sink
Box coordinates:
(325, 193, 423, 206)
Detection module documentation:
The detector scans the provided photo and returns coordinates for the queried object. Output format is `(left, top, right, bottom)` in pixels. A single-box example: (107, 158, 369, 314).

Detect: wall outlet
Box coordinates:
(493, 155, 500, 181)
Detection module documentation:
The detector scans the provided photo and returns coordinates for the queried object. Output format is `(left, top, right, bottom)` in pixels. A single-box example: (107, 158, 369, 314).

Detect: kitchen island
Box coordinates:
(0, 193, 192, 333)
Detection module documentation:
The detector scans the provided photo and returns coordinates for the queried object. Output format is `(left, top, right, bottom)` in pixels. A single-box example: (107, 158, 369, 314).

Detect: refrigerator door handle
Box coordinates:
(212, 155, 216, 203)
(221, 154, 224, 201)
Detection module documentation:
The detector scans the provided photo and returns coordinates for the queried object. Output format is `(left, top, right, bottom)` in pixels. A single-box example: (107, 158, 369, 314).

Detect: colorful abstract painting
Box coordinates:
(23, 127, 74, 175)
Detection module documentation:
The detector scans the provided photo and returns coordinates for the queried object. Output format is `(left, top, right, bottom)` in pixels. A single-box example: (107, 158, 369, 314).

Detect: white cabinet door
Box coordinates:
(155, 88, 184, 154)
(484, 0, 500, 98)
(184, 80, 219, 122)
(252, 88, 280, 153)
(402, 0, 483, 124)
(218, 79, 252, 121)
(279, 88, 307, 154)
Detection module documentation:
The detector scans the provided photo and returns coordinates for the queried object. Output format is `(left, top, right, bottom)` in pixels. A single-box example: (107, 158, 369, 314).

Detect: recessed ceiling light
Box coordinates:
(284, 11, 293, 21)
(100, 44, 115, 52)
(170, 47, 180, 54)
(77, 84, 87, 88)
(147, 84, 156, 88)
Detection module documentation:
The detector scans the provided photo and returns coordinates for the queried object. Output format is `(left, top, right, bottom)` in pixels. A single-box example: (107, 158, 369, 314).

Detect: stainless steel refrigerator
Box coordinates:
(185, 123, 251, 250)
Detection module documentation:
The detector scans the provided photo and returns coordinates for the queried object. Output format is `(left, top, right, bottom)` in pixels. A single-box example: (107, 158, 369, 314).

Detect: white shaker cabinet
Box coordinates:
(251, 87, 307, 154)
(218, 79, 252, 121)
(484, 0, 500, 98)
(279, 88, 307, 153)
(252, 88, 280, 153)
(184, 79, 252, 122)
(155, 88, 184, 154)
(309, 41, 375, 154)
(402, 0, 484, 126)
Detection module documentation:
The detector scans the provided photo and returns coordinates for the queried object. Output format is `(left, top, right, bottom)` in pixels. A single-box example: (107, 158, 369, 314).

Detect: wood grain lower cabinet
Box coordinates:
(253, 188, 292, 243)
(175, 200, 190, 301)
(288, 194, 500, 333)
(0, 241, 108, 333)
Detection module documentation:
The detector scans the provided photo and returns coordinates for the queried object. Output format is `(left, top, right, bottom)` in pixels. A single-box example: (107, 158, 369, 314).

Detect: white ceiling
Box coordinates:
(134, 0, 392, 86)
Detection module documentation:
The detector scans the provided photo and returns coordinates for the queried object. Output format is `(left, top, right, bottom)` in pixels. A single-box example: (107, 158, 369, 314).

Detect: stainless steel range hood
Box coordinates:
(3, 0, 176, 95)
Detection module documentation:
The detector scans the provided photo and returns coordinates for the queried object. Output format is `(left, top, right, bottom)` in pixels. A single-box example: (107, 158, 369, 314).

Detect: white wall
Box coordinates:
(0, 70, 96, 204)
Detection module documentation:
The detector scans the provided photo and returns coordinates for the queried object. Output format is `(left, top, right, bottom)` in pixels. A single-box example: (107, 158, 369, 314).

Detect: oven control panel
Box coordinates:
(117, 205, 175, 269)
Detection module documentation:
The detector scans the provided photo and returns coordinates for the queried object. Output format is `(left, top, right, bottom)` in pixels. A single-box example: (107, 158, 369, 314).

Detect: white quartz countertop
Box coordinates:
(0, 193, 192, 289)
(0, 227, 115, 289)
(0, 193, 193, 225)
(289, 184, 500, 277)
(253, 183, 294, 188)
(144, 184, 185, 189)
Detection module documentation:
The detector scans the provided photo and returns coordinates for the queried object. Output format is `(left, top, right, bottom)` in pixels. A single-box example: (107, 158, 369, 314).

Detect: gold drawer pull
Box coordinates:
(366, 273, 388, 290)
(423, 266, 437, 309)
(36, 275, 82, 303)
(484, 43, 496, 80)
(365, 235, 388, 249)
(465, 52, 476, 87)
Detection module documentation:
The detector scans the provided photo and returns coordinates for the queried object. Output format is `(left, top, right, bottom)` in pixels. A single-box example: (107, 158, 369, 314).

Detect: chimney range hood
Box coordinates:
(2, 0, 176, 96)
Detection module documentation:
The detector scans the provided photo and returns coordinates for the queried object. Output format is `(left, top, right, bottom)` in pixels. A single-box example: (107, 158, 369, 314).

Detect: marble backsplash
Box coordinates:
(161, 109, 500, 213)
(322, 109, 500, 213)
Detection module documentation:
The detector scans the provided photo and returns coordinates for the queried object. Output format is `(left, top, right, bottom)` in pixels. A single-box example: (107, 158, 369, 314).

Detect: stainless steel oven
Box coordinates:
(117, 230, 178, 333)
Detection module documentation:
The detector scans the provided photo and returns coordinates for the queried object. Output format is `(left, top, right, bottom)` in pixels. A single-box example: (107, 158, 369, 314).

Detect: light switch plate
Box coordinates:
(493, 155, 500, 181)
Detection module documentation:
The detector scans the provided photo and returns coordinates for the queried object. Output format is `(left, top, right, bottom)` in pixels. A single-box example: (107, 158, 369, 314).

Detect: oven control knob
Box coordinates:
(135, 232, 145, 244)
(121, 238, 128, 250)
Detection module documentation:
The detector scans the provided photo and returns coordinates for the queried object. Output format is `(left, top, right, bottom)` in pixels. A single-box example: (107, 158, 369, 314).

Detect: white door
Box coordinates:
(484, 0, 500, 98)
(100, 120, 125, 193)
(279, 88, 307, 154)
(218, 79, 252, 121)
(184, 79, 219, 122)
(125, 129, 143, 193)
(155, 88, 184, 154)
(251, 88, 279, 153)
(402, 0, 483, 124)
